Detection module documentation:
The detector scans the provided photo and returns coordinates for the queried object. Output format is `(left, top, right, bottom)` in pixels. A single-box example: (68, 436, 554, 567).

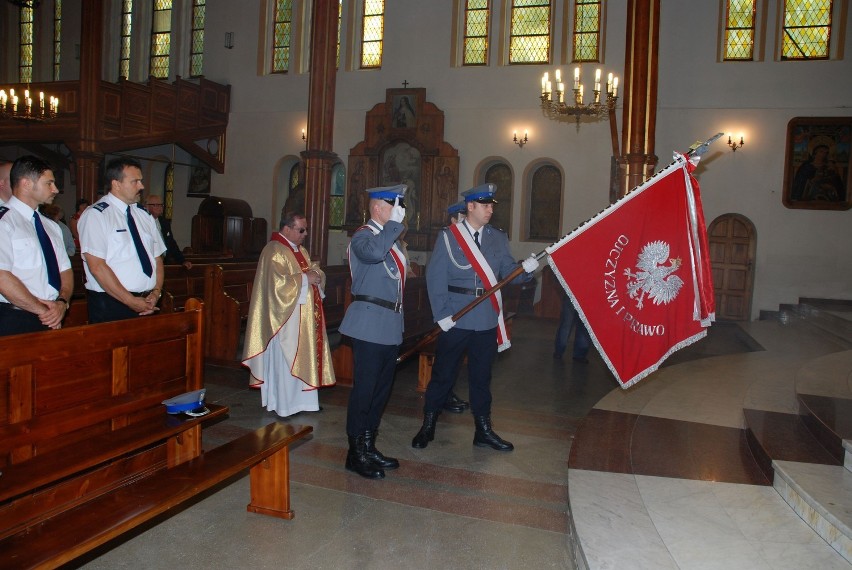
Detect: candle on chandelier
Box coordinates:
(594, 69, 601, 93)
(607, 73, 613, 94)
(541, 73, 548, 95)
(557, 82, 564, 103)
(555, 68, 561, 84)
(612, 77, 619, 98)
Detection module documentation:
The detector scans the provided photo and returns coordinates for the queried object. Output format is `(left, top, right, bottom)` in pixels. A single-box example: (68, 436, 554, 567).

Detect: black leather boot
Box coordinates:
(443, 392, 470, 413)
(473, 415, 514, 451)
(345, 434, 385, 479)
(363, 429, 399, 470)
(411, 411, 439, 449)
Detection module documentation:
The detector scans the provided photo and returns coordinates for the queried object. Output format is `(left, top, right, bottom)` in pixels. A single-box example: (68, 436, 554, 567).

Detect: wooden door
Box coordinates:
(708, 214, 756, 321)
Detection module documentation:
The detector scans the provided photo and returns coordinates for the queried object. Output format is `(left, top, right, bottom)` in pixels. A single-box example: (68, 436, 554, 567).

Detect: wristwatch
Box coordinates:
(56, 297, 69, 307)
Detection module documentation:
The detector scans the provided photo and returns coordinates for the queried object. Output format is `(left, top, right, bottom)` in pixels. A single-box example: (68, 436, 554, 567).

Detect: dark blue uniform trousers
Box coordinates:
(346, 338, 399, 437)
(424, 327, 498, 417)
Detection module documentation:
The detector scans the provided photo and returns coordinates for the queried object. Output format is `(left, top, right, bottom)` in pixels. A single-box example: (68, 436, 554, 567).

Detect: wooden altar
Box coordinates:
(344, 88, 459, 251)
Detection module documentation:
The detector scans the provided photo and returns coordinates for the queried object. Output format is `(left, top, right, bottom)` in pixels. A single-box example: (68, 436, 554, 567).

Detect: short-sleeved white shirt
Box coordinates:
(0, 196, 72, 302)
(79, 192, 166, 293)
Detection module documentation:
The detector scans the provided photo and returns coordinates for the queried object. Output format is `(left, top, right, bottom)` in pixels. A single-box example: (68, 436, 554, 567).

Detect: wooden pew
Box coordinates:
(204, 261, 258, 365)
(0, 299, 313, 568)
(323, 264, 350, 333)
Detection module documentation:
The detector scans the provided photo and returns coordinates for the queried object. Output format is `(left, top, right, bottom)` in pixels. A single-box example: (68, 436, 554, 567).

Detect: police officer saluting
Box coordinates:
(339, 184, 408, 479)
(0, 156, 73, 336)
(79, 157, 166, 323)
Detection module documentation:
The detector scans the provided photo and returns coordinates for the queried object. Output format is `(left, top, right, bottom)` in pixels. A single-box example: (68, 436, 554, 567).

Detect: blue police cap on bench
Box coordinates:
(163, 389, 207, 415)
(461, 183, 498, 204)
(447, 200, 465, 215)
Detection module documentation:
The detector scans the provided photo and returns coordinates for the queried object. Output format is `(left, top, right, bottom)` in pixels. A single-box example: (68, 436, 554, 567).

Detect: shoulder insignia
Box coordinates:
(0, 206, 8, 220)
(93, 202, 109, 212)
(136, 202, 147, 210)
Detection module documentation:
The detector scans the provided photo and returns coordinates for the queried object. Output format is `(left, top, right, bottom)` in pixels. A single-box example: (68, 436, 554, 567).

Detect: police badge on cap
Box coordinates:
(461, 183, 498, 204)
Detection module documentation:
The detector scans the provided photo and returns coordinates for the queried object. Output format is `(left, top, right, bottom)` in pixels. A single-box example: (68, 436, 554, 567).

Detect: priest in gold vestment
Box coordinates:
(242, 211, 335, 417)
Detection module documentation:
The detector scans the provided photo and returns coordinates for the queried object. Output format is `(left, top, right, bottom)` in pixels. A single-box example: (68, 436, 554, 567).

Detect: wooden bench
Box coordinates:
(0, 298, 313, 568)
(323, 264, 351, 333)
(204, 261, 258, 365)
(0, 422, 312, 569)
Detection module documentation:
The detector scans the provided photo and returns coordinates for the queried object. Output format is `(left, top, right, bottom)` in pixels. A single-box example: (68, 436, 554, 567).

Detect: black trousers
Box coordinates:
(424, 327, 498, 417)
(346, 338, 399, 437)
(86, 291, 140, 324)
(0, 303, 49, 337)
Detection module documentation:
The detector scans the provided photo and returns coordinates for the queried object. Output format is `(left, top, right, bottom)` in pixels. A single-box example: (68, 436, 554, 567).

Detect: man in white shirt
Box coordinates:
(79, 157, 166, 323)
(0, 156, 73, 336)
(0, 160, 12, 206)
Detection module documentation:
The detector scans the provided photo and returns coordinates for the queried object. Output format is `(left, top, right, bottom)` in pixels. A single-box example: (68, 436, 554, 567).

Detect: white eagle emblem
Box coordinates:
(623, 240, 684, 310)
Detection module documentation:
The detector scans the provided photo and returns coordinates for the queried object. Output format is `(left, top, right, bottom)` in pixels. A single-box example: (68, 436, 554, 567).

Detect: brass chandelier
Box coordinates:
(539, 66, 618, 126)
(0, 87, 59, 121)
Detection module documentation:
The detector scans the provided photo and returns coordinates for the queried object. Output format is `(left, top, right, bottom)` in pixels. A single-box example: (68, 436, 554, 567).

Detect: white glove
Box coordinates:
(390, 197, 406, 223)
(522, 254, 539, 274)
(438, 316, 456, 332)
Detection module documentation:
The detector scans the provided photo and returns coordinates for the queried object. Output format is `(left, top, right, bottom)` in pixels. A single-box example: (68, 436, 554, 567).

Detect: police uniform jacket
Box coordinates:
(339, 219, 407, 346)
(427, 222, 530, 331)
(78, 192, 166, 293)
(0, 196, 72, 302)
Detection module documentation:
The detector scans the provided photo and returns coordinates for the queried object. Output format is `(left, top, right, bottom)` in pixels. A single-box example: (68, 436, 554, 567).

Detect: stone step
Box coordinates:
(773, 460, 852, 565)
(780, 302, 852, 348)
(798, 393, 852, 463)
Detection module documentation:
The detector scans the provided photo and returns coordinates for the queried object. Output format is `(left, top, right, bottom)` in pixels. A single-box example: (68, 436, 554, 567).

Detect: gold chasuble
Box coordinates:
(242, 234, 335, 389)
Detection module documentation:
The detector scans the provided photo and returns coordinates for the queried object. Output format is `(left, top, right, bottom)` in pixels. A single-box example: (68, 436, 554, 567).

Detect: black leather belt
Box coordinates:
(353, 294, 402, 313)
(130, 290, 153, 298)
(448, 285, 485, 297)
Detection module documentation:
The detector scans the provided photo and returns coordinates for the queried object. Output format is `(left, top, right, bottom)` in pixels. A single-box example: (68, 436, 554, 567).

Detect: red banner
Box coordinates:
(547, 154, 715, 388)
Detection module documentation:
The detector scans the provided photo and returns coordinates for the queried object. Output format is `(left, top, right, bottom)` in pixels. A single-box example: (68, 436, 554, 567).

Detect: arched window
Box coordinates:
(483, 162, 513, 237)
(272, 0, 292, 73)
(54, 0, 62, 80)
(330, 163, 346, 228)
(526, 163, 562, 241)
(164, 163, 175, 220)
(463, 0, 490, 66)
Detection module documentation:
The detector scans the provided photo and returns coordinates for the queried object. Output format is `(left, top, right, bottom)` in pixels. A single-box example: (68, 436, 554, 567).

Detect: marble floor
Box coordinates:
(75, 310, 852, 570)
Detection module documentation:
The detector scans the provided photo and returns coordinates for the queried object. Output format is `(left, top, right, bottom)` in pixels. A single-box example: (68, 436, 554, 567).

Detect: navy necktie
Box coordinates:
(474, 231, 481, 249)
(33, 212, 61, 291)
(126, 206, 153, 277)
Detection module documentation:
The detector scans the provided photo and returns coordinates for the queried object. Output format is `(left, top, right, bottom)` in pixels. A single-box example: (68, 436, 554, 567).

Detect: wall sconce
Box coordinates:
(224, 32, 234, 49)
(513, 131, 529, 148)
(728, 133, 744, 152)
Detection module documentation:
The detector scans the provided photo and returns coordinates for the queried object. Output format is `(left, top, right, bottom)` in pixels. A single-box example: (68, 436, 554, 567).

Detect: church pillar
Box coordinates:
(303, 0, 340, 266)
(618, 0, 660, 198)
(72, 0, 105, 203)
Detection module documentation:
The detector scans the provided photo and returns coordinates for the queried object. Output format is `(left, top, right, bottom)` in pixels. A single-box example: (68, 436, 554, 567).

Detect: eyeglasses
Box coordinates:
(290, 227, 308, 234)
(148, 203, 164, 207)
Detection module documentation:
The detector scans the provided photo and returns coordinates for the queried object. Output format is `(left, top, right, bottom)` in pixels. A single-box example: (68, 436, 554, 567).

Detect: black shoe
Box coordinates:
(363, 429, 399, 470)
(412, 411, 439, 449)
(473, 415, 514, 451)
(443, 392, 469, 413)
(345, 434, 385, 479)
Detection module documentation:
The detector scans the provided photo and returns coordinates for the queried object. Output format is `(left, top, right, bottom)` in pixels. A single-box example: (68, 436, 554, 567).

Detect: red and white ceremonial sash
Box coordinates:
(271, 232, 327, 379)
(348, 223, 407, 303)
(448, 223, 511, 352)
(545, 153, 715, 388)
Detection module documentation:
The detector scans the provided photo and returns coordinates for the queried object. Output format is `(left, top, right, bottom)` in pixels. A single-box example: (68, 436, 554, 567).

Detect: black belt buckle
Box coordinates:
(475, 287, 484, 297)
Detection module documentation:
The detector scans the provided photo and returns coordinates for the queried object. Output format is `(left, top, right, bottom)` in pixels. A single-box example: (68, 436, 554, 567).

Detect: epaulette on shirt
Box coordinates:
(136, 202, 146, 210)
(93, 202, 109, 212)
(0, 206, 8, 220)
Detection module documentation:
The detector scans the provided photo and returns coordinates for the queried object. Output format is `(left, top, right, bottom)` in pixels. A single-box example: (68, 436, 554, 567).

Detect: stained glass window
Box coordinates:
(119, 0, 132, 79)
(272, 0, 292, 73)
(337, 0, 342, 68)
(573, 0, 600, 62)
(782, 0, 832, 59)
(149, 0, 173, 79)
(463, 0, 490, 66)
(190, 0, 206, 77)
(361, 0, 384, 68)
(54, 0, 62, 80)
(19, 5, 33, 83)
(724, 0, 756, 60)
(164, 164, 174, 220)
(509, 0, 550, 64)
(330, 164, 346, 227)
